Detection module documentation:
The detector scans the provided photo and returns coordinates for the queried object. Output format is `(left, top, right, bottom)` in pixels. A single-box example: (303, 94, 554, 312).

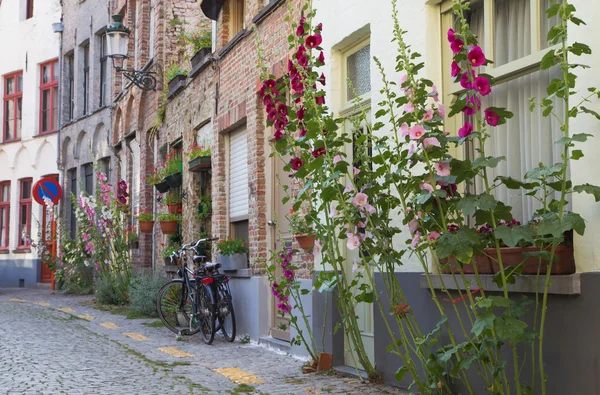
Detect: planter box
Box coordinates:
(159, 220, 178, 235)
(440, 254, 493, 274)
(191, 47, 212, 68)
(487, 245, 575, 275)
(295, 234, 315, 250)
(167, 74, 187, 98)
(217, 253, 248, 271)
(164, 172, 182, 188)
(139, 220, 154, 233)
(154, 180, 170, 193)
(167, 203, 182, 214)
(189, 156, 211, 172)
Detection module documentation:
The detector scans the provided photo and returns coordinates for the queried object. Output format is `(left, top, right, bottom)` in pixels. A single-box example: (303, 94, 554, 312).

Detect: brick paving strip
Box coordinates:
(0, 288, 409, 394)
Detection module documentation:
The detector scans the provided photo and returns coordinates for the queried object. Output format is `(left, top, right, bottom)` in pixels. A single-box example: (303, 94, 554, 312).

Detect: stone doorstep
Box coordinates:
(259, 336, 291, 353)
(420, 273, 581, 295)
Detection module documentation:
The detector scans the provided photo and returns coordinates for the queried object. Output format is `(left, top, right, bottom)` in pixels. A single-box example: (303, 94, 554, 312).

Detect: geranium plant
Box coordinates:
(157, 213, 182, 222)
(288, 208, 312, 235)
(216, 238, 248, 256)
(162, 191, 182, 206)
(163, 151, 183, 176)
(144, 167, 165, 185)
(166, 63, 187, 82)
(136, 208, 154, 222)
(187, 141, 211, 160)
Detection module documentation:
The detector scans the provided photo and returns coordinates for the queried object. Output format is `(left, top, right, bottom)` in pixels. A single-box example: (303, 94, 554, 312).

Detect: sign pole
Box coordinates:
(33, 177, 62, 290)
(50, 206, 57, 291)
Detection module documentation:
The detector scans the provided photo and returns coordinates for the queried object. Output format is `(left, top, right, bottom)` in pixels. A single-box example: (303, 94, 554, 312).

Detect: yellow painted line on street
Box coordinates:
(213, 367, 265, 385)
(158, 347, 195, 358)
(9, 298, 25, 303)
(78, 314, 95, 321)
(100, 322, 120, 329)
(123, 332, 150, 341)
(35, 302, 51, 307)
(56, 307, 76, 313)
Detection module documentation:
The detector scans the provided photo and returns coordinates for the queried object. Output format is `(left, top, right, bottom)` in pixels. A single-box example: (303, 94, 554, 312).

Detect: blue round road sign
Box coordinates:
(33, 178, 62, 205)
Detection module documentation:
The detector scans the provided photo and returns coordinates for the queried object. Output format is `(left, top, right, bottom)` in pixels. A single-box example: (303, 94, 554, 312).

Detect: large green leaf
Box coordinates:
(472, 156, 506, 169)
(537, 212, 586, 237)
(494, 225, 535, 248)
(496, 176, 539, 190)
(495, 316, 528, 342)
(435, 228, 480, 263)
(394, 366, 409, 382)
(458, 194, 497, 216)
(475, 201, 513, 225)
(472, 311, 496, 336)
(574, 183, 600, 202)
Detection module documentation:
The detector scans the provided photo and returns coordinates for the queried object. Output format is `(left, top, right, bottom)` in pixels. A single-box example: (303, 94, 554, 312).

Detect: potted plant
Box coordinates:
(163, 152, 183, 188)
(166, 64, 188, 94)
(216, 238, 248, 271)
(163, 191, 182, 215)
(440, 224, 494, 274)
(188, 141, 212, 172)
(289, 209, 315, 249)
(162, 242, 181, 266)
(157, 213, 181, 235)
(127, 230, 139, 249)
(145, 168, 169, 193)
(136, 208, 155, 233)
(183, 29, 212, 69)
(196, 194, 212, 221)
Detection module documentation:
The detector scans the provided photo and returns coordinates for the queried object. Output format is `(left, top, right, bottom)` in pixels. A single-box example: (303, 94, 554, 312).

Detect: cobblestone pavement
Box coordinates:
(0, 288, 408, 395)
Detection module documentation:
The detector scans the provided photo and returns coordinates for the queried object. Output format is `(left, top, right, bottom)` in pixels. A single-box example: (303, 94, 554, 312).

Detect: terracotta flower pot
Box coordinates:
(440, 254, 493, 274)
(168, 203, 182, 214)
(159, 220, 178, 235)
(139, 220, 155, 233)
(317, 352, 333, 371)
(295, 234, 315, 250)
(487, 245, 575, 275)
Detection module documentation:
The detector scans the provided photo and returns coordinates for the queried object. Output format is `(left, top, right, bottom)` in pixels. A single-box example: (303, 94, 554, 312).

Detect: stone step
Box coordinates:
(36, 283, 51, 290)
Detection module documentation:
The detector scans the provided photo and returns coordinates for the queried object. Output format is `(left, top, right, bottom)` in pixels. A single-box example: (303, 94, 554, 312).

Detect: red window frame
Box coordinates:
(18, 178, 32, 248)
(26, 0, 34, 19)
(41, 174, 59, 243)
(3, 71, 23, 143)
(0, 181, 10, 249)
(39, 60, 59, 135)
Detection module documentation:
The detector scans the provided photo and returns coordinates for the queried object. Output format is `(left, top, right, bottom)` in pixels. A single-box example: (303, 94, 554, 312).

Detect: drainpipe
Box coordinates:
(52, 21, 64, 172)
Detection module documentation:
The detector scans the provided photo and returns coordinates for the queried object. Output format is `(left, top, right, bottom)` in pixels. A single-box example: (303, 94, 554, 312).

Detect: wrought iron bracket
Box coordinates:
(116, 67, 157, 91)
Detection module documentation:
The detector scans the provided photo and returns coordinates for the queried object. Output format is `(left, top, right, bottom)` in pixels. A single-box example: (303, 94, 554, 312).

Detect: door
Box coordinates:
(270, 153, 293, 342)
(40, 174, 59, 283)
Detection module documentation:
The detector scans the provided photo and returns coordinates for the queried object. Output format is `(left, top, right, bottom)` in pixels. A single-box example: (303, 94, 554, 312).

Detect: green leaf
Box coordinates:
(571, 150, 584, 160)
(574, 183, 600, 202)
(495, 316, 528, 342)
(472, 156, 506, 169)
(581, 106, 600, 121)
(475, 201, 513, 225)
(472, 311, 496, 336)
(570, 42, 592, 56)
(386, 339, 403, 353)
(459, 354, 478, 370)
(537, 212, 586, 237)
(546, 3, 560, 17)
(547, 180, 571, 191)
(572, 133, 594, 142)
(492, 264, 523, 288)
(394, 366, 409, 382)
(451, 158, 478, 184)
(297, 179, 313, 200)
(436, 228, 480, 263)
(355, 291, 374, 303)
(524, 163, 564, 180)
(458, 194, 497, 216)
(540, 49, 557, 70)
(571, 17, 587, 26)
(496, 176, 539, 190)
(494, 225, 535, 248)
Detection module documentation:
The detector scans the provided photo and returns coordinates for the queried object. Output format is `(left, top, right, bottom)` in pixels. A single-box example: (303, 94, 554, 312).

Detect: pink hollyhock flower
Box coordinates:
(274, 131, 284, 140)
(422, 109, 435, 122)
(447, 28, 456, 42)
(299, 128, 307, 137)
(438, 104, 445, 118)
(318, 73, 326, 86)
(434, 161, 451, 177)
(399, 74, 408, 90)
(318, 51, 325, 65)
(290, 157, 304, 171)
(451, 61, 461, 78)
(316, 96, 326, 105)
(352, 192, 368, 208)
(427, 231, 441, 242)
(420, 183, 434, 193)
(264, 79, 277, 90)
(330, 205, 338, 217)
(312, 146, 326, 158)
(407, 141, 417, 156)
(401, 122, 410, 138)
(423, 137, 441, 149)
(297, 107, 305, 120)
(485, 108, 500, 126)
(365, 204, 376, 214)
(460, 70, 475, 89)
(411, 231, 421, 248)
(473, 76, 491, 96)
(344, 183, 354, 193)
(305, 34, 323, 49)
(462, 96, 480, 116)
(458, 122, 473, 138)
(317, 23, 323, 31)
(284, 269, 294, 280)
(432, 85, 439, 102)
(314, 239, 322, 254)
(404, 102, 415, 113)
(468, 46, 486, 67)
(450, 38, 464, 54)
(409, 125, 425, 140)
(353, 167, 360, 175)
(277, 103, 288, 116)
(333, 155, 342, 164)
(409, 218, 419, 233)
(347, 235, 361, 250)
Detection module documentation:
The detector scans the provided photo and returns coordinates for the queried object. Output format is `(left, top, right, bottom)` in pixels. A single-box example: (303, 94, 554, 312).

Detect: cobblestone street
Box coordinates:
(0, 289, 407, 395)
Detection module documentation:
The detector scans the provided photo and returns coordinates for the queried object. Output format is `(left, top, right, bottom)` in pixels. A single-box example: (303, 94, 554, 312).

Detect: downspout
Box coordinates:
(52, 19, 64, 213)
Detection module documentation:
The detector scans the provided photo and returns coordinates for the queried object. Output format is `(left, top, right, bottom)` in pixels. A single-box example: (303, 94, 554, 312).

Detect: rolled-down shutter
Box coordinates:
(130, 140, 141, 224)
(229, 128, 249, 221)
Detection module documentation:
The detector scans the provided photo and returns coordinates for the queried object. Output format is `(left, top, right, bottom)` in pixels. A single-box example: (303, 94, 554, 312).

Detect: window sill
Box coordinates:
(252, 0, 286, 25)
(13, 248, 32, 254)
(420, 273, 581, 295)
(0, 249, 9, 254)
(218, 29, 252, 60)
(223, 268, 252, 278)
(1, 138, 22, 145)
(36, 131, 58, 138)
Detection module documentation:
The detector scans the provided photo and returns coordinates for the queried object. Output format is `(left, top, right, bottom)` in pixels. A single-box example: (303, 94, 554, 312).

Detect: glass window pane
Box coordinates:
(16, 98, 22, 139)
(17, 75, 22, 92)
(5, 77, 13, 95)
(52, 88, 58, 130)
(5, 100, 14, 140)
(0, 185, 8, 201)
(346, 44, 371, 101)
(22, 181, 31, 199)
(541, 0, 560, 49)
(494, 0, 531, 66)
(53, 62, 59, 81)
(42, 65, 50, 84)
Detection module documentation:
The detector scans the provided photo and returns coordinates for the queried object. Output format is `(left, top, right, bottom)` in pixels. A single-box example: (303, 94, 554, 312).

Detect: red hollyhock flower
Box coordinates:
(262, 94, 272, 107)
(460, 70, 475, 89)
(468, 46, 486, 67)
(473, 76, 491, 96)
(277, 103, 288, 116)
(275, 117, 288, 131)
(297, 107, 305, 121)
(305, 34, 323, 49)
(450, 38, 464, 54)
(299, 128, 307, 137)
(312, 146, 326, 158)
(447, 28, 456, 42)
(296, 22, 305, 37)
(458, 122, 473, 138)
(267, 109, 278, 123)
(315, 96, 325, 105)
(264, 79, 277, 90)
(317, 51, 325, 65)
(318, 73, 326, 86)
(317, 23, 323, 32)
(290, 157, 304, 171)
(296, 53, 308, 68)
(259, 85, 266, 98)
(274, 130, 284, 140)
(451, 61, 461, 78)
(462, 96, 481, 116)
(484, 108, 500, 126)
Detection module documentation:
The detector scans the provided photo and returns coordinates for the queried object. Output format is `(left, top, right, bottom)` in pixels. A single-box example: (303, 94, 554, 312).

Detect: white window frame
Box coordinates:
(341, 37, 372, 113)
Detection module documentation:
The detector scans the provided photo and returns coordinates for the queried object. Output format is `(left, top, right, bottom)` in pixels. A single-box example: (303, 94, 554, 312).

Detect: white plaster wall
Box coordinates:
(0, 0, 61, 263)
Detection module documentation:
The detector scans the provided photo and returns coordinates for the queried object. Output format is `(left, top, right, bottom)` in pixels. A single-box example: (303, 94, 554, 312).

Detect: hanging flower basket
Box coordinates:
(139, 220, 155, 233)
(295, 234, 315, 250)
(189, 155, 211, 172)
(164, 172, 183, 188)
(159, 220, 178, 235)
(487, 245, 575, 275)
(154, 180, 170, 193)
(167, 203, 182, 214)
(440, 254, 493, 274)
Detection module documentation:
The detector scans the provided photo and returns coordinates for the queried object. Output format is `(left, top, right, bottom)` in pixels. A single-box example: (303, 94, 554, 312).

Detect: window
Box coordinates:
(3, 72, 23, 142)
(440, 0, 562, 221)
(0, 182, 10, 249)
(229, 128, 249, 240)
(100, 157, 111, 182)
(345, 42, 371, 102)
(229, 0, 245, 40)
(40, 60, 59, 134)
(26, 0, 33, 19)
(83, 163, 93, 195)
(66, 55, 74, 120)
(18, 178, 32, 248)
(99, 35, 109, 107)
(82, 44, 90, 115)
(69, 168, 77, 239)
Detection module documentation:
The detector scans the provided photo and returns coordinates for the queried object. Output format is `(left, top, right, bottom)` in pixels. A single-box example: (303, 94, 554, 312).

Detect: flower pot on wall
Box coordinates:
(154, 180, 170, 193)
(159, 220, 178, 235)
(440, 254, 493, 274)
(167, 74, 187, 98)
(295, 234, 315, 250)
(139, 220, 155, 233)
(164, 172, 183, 188)
(190, 47, 212, 68)
(487, 245, 575, 275)
(217, 253, 247, 271)
(189, 156, 211, 172)
(168, 203, 182, 214)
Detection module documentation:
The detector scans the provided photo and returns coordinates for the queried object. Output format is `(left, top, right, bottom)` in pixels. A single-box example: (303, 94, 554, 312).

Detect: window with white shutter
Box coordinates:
(229, 128, 249, 222)
(130, 140, 141, 225)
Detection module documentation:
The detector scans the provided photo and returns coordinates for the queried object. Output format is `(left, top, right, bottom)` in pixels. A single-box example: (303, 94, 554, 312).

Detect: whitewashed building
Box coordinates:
(0, 0, 61, 287)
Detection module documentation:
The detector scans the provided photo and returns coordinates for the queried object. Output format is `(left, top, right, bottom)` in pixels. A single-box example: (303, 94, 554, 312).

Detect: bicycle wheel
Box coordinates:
(217, 283, 236, 342)
(197, 283, 216, 345)
(156, 280, 201, 335)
